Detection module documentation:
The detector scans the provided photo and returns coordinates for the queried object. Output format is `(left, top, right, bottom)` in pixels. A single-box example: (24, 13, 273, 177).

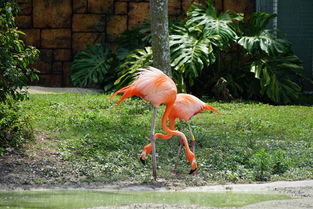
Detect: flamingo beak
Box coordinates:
(140, 150, 147, 165)
(189, 158, 197, 175)
(140, 156, 146, 165)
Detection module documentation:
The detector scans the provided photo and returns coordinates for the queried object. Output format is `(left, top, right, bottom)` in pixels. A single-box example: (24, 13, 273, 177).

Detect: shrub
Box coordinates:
(0, 103, 34, 148)
(271, 149, 290, 175)
(249, 149, 272, 181)
(0, 0, 39, 103)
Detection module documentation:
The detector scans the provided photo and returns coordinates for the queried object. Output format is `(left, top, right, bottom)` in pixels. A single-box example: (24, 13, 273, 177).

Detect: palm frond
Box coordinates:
(115, 47, 153, 88)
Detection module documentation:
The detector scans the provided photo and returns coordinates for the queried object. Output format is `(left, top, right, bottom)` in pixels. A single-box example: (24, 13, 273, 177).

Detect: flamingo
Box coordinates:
(140, 93, 219, 174)
(111, 67, 197, 180)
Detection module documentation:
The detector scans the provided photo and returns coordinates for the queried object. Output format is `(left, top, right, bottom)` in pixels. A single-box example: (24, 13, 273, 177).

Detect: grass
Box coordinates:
(0, 190, 290, 209)
(19, 93, 313, 184)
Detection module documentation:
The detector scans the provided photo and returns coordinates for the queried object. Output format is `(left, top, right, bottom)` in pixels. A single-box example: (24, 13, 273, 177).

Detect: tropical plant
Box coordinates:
(113, 0, 305, 104)
(115, 20, 151, 62)
(0, 0, 39, 103)
(186, 1, 241, 47)
(70, 44, 115, 91)
(170, 25, 216, 92)
(238, 13, 305, 104)
(115, 47, 153, 89)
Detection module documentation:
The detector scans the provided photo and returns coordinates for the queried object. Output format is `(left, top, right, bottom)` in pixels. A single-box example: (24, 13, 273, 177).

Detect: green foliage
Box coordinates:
(0, 103, 34, 148)
(21, 94, 313, 183)
(115, 20, 151, 62)
(250, 149, 272, 181)
(187, 1, 241, 47)
(271, 149, 290, 175)
(238, 12, 304, 104)
(250, 55, 303, 104)
(0, 0, 40, 103)
(115, 47, 153, 89)
(170, 25, 216, 92)
(70, 44, 115, 91)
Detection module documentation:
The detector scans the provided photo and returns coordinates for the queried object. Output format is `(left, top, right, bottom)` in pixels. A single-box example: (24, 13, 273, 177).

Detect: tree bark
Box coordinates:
(150, 0, 172, 77)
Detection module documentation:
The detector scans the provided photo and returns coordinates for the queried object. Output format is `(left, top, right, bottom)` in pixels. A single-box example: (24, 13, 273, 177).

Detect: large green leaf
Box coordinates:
(71, 44, 113, 88)
(170, 25, 215, 90)
(250, 55, 304, 104)
(238, 30, 291, 56)
(238, 13, 291, 56)
(186, 0, 240, 47)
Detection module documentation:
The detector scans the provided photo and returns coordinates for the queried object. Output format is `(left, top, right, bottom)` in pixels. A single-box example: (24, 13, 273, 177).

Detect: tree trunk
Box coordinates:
(150, 0, 172, 77)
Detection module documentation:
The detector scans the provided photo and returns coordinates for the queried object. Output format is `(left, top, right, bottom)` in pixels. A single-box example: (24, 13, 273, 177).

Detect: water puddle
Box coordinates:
(0, 190, 290, 209)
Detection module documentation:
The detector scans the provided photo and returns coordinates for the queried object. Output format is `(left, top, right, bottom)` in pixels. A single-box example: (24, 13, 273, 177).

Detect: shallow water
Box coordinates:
(0, 190, 290, 209)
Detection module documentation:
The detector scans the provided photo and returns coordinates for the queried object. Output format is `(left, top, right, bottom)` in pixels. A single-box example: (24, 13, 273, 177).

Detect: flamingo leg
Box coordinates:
(187, 121, 196, 154)
(150, 106, 158, 180)
(173, 120, 184, 174)
(187, 121, 197, 175)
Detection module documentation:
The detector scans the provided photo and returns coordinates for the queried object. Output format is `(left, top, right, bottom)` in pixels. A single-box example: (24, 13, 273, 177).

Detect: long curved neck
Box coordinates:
(160, 103, 192, 153)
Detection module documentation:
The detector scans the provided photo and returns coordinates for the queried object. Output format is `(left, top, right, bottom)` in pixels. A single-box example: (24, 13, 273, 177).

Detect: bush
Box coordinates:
(0, 0, 39, 103)
(0, 103, 34, 148)
(249, 149, 272, 181)
(271, 149, 290, 175)
(0, 0, 38, 149)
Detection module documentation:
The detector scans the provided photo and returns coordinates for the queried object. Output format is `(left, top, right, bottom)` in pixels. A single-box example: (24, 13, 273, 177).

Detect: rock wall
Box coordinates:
(16, 0, 255, 87)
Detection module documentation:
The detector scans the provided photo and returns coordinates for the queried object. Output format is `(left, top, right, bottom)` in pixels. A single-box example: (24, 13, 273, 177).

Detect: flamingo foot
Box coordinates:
(189, 168, 197, 175)
(139, 156, 146, 165)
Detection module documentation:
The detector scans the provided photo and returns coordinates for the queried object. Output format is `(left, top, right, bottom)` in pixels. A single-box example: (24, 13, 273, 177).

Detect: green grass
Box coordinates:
(0, 190, 290, 209)
(20, 93, 313, 183)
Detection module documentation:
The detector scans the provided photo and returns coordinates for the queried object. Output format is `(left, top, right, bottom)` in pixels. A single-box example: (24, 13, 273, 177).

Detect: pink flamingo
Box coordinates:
(140, 93, 219, 174)
(111, 67, 197, 179)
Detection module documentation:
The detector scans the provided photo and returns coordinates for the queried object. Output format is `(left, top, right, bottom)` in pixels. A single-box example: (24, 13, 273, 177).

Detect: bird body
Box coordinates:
(169, 94, 219, 122)
(141, 93, 219, 174)
(111, 67, 197, 178)
(111, 67, 176, 108)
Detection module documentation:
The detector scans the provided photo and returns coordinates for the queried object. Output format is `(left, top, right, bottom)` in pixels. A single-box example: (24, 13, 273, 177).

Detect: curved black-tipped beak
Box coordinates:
(140, 156, 146, 165)
(189, 168, 197, 175)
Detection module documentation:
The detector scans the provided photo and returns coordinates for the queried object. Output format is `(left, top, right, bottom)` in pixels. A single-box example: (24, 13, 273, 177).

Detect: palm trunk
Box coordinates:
(150, 0, 172, 77)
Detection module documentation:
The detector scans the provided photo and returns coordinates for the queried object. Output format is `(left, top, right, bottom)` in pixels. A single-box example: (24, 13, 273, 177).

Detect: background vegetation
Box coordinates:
(0, 0, 39, 149)
(71, 0, 310, 105)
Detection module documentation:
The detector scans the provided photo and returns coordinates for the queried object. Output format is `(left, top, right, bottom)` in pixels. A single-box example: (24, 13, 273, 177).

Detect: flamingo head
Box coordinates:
(186, 151, 197, 174)
(140, 150, 147, 165)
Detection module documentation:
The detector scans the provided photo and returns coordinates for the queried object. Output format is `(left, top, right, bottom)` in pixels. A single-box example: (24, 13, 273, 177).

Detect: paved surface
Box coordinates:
(26, 86, 102, 94)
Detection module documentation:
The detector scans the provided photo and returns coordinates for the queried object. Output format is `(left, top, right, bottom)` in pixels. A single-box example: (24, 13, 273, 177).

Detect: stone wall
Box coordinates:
(16, 0, 255, 87)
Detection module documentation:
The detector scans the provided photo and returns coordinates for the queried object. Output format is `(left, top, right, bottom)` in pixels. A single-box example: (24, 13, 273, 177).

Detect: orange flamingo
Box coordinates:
(140, 93, 219, 174)
(111, 67, 197, 179)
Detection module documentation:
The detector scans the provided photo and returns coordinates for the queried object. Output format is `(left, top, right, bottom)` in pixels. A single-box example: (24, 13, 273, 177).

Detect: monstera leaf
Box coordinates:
(170, 25, 216, 91)
(250, 55, 304, 104)
(238, 13, 291, 56)
(71, 44, 114, 90)
(186, 0, 242, 47)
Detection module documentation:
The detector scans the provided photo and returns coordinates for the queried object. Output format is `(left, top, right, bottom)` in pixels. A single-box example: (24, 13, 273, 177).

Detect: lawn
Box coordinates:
(20, 93, 313, 184)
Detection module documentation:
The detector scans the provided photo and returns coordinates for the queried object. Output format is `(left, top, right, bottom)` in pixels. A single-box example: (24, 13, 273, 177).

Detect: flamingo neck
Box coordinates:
(161, 103, 192, 152)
